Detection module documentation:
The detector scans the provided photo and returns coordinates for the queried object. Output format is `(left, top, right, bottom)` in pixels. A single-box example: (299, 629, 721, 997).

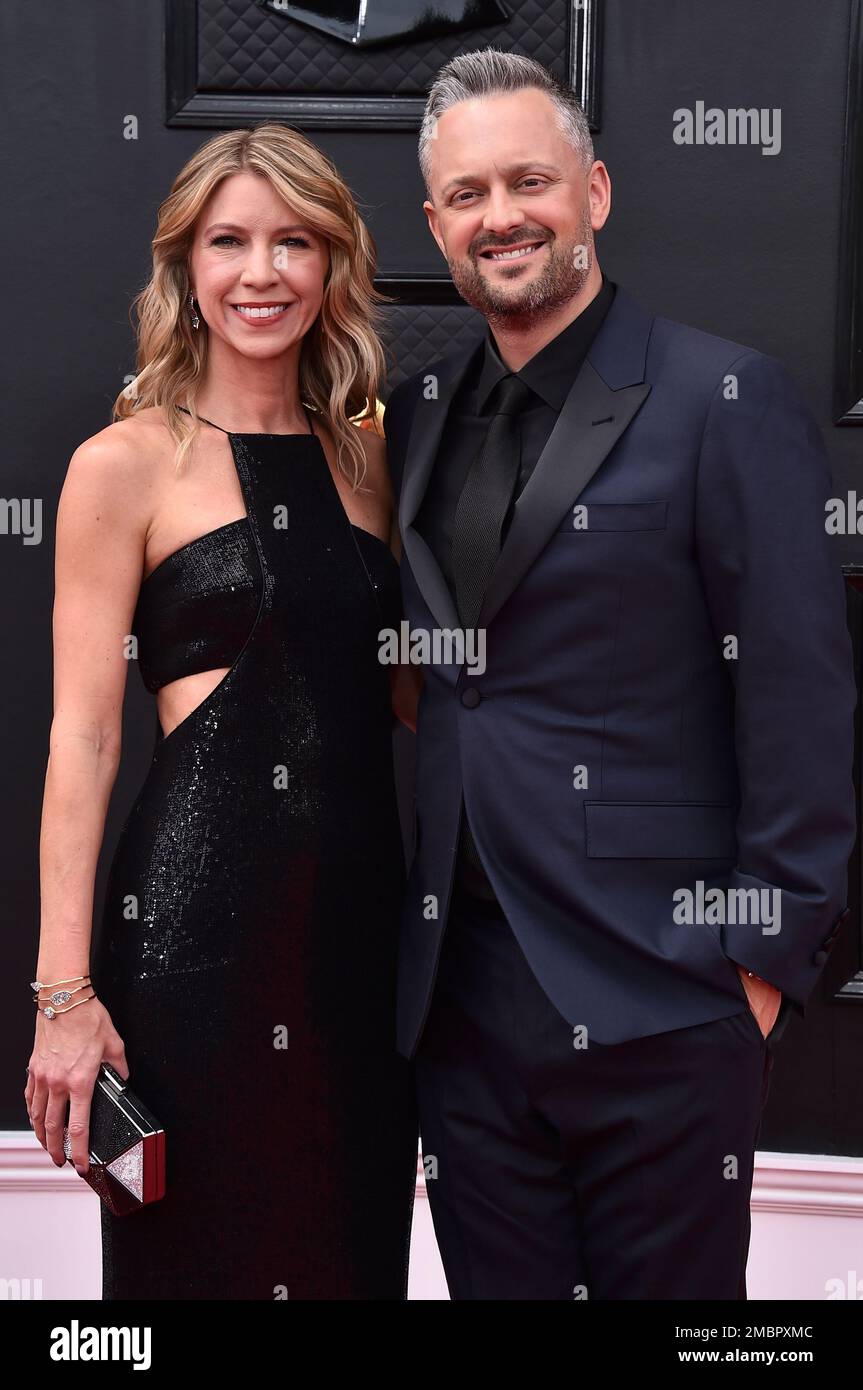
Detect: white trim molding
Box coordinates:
(752, 1152, 863, 1218)
(2, 1134, 862, 1300)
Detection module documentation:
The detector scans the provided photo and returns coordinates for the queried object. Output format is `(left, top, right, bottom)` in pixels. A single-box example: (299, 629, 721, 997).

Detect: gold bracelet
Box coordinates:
(32, 982, 91, 1006)
(35, 991, 96, 1021)
(30, 973, 91, 990)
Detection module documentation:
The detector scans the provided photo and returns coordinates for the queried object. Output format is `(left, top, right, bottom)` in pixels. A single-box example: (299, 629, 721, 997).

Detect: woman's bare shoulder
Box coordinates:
(73, 405, 171, 455)
(60, 411, 175, 549)
(313, 413, 389, 489)
(65, 409, 173, 497)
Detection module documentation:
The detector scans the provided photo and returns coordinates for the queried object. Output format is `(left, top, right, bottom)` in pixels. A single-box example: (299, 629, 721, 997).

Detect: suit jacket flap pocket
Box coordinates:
(557, 500, 668, 532)
(584, 801, 737, 858)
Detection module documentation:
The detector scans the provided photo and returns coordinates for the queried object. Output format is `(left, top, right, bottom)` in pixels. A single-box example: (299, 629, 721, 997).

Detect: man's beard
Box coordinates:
(447, 212, 594, 329)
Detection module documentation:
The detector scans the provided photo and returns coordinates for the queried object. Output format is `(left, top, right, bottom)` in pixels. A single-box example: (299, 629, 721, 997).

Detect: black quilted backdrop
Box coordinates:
(198, 0, 570, 95)
(379, 305, 485, 394)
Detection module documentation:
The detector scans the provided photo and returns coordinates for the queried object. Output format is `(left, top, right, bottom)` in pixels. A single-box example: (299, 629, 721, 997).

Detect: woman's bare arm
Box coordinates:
(39, 428, 148, 971)
(28, 424, 149, 1172)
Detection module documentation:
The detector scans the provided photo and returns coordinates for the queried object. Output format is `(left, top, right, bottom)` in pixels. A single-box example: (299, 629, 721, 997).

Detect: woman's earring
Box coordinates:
(188, 292, 200, 330)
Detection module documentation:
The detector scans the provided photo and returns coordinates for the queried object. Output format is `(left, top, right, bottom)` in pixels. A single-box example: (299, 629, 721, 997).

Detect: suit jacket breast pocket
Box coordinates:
(556, 500, 668, 532)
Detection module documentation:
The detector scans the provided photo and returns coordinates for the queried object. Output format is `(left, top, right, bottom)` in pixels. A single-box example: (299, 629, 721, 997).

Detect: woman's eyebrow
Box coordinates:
(202, 221, 313, 236)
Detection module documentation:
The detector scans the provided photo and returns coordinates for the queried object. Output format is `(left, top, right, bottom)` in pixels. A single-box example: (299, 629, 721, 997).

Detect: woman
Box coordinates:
(25, 123, 419, 1299)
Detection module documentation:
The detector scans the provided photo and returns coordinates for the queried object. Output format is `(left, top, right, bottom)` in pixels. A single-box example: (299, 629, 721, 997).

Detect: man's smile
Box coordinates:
(479, 239, 547, 263)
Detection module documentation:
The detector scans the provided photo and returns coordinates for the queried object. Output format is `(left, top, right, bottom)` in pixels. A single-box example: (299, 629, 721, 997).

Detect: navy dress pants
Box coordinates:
(414, 885, 780, 1300)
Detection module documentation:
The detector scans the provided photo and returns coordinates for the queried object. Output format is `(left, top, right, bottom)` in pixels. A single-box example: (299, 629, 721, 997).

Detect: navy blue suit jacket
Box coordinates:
(384, 285, 856, 1059)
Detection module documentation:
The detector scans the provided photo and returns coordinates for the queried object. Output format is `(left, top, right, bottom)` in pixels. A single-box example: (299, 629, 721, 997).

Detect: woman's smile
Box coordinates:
(230, 300, 294, 323)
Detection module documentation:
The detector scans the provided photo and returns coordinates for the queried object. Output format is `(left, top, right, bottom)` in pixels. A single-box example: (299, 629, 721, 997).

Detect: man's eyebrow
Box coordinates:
(202, 222, 313, 236)
(440, 163, 560, 198)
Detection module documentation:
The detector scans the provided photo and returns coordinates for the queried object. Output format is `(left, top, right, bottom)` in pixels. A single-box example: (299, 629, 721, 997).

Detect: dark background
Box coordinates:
(3, 0, 861, 1152)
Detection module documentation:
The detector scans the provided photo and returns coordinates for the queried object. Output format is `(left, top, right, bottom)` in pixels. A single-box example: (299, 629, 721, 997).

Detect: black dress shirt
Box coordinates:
(414, 274, 616, 903)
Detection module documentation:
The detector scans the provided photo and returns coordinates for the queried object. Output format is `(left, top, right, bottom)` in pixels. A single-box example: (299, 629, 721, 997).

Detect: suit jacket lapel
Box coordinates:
(398, 285, 655, 638)
(399, 338, 482, 633)
(479, 286, 654, 628)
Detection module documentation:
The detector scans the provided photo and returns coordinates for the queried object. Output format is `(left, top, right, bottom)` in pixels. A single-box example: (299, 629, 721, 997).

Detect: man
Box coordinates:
(383, 48, 856, 1299)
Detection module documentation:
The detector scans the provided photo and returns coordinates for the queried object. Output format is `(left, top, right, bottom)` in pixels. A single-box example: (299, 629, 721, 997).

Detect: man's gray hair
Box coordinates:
(419, 48, 594, 197)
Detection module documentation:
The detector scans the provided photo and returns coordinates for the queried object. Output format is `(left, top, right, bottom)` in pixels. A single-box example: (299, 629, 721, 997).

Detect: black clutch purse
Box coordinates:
(63, 1061, 166, 1216)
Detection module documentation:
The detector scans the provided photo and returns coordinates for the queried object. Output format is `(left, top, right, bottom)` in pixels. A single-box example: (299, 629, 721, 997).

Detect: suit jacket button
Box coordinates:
(461, 687, 482, 708)
(813, 949, 829, 966)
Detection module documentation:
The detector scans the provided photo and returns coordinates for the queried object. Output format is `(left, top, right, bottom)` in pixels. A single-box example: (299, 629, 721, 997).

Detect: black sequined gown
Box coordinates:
(92, 415, 417, 1300)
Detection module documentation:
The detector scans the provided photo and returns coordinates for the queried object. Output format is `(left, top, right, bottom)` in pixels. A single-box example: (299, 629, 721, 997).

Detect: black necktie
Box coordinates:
(452, 373, 535, 630)
(451, 372, 533, 898)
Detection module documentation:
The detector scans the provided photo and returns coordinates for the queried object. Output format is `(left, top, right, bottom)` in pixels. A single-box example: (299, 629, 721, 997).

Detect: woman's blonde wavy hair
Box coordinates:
(113, 122, 389, 488)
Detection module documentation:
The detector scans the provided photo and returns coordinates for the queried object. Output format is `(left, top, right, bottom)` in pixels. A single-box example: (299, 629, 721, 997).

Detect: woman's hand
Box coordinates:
(24, 998, 129, 1176)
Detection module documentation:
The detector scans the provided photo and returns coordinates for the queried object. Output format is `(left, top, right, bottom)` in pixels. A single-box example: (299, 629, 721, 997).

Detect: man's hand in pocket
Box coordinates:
(736, 966, 782, 1038)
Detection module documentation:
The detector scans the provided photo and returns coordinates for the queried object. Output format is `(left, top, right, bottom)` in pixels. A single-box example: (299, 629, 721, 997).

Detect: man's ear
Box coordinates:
(423, 200, 447, 259)
(587, 160, 612, 233)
